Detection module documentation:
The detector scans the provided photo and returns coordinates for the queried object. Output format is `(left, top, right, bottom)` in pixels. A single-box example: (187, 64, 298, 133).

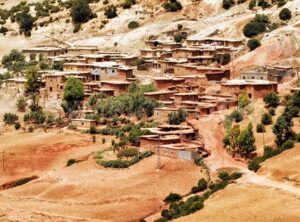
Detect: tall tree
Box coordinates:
(63, 77, 84, 118)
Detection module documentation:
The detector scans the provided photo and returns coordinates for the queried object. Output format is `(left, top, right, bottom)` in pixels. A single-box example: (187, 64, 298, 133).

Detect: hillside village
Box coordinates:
(0, 0, 300, 222)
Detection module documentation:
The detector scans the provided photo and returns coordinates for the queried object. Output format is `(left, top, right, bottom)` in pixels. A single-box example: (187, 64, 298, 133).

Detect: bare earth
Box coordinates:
(175, 183, 300, 222)
(0, 129, 203, 222)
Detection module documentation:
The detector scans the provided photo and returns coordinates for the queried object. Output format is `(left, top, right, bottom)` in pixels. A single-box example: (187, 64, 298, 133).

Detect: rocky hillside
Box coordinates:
(0, 0, 299, 71)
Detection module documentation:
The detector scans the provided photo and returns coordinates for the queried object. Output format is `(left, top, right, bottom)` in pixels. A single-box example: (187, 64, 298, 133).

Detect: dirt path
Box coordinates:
(189, 112, 300, 196)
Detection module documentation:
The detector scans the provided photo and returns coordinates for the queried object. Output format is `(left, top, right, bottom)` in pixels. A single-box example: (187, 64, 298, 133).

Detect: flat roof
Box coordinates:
(158, 142, 201, 150)
(23, 46, 63, 51)
(187, 37, 243, 43)
(144, 90, 177, 96)
(221, 79, 278, 86)
(101, 80, 130, 85)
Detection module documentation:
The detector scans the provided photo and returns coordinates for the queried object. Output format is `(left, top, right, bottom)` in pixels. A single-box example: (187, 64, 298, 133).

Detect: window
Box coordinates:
(49, 87, 52, 92)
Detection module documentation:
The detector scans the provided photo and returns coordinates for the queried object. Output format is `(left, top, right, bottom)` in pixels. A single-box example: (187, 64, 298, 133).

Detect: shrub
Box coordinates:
(163, 0, 182, 12)
(230, 110, 243, 123)
(248, 0, 256, 9)
(28, 125, 34, 133)
(248, 157, 262, 172)
(67, 158, 77, 167)
(277, 0, 286, 7)
(128, 21, 139, 29)
(105, 5, 117, 19)
(16, 96, 27, 112)
(73, 23, 81, 33)
(117, 147, 139, 158)
(164, 193, 182, 203)
(279, 8, 291, 21)
(102, 138, 106, 144)
(281, 139, 294, 150)
(263, 92, 279, 108)
(243, 21, 266, 37)
(14, 122, 21, 130)
(247, 39, 261, 51)
(168, 108, 188, 125)
(261, 113, 272, 125)
(222, 0, 234, 9)
(268, 107, 275, 116)
(71, 0, 94, 24)
(16, 12, 34, 36)
(256, 123, 265, 133)
(3, 113, 18, 125)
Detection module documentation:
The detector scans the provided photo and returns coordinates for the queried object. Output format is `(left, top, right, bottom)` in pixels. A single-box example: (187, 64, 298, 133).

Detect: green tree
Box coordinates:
(238, 92, 250, 108)
(237, 123, 256, 156)
(3, 113, 19, 125)
(261, 113, 272, 125)
(168, 108, 188, 125)
(2, 49, 26, 73)
(263, 92, 279, 108)
(16, 96, 27, 112)
(63, 77, 84, 118)
(279, 8, 292, 21)
(105, 5, 117, 19)
(248, 0, 256, 9)
(71, 0, 94, 24)
(272, 115, 293, 145)
(247, 38, 261, 51)
(16, 12, 34, 36)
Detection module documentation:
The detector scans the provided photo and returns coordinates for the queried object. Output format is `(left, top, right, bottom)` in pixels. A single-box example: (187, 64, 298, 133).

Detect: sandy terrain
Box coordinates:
(259, 144, 300, 187)
(175, 183, 300, 222)
(0, 127, 204, 222)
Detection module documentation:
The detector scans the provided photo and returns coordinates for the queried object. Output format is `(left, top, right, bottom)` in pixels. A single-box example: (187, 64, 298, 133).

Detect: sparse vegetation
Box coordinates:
(279, 8, 292, 21)
(168, 108, 188, 125)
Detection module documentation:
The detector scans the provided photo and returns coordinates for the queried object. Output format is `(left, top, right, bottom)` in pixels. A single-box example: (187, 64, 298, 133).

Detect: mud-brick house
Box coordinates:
(140, 49, 171, 60)
(114, 55, 138, 66)
(186, 38, 243, 48)
(5, 77, 27, 93)
(78, 54, 105, 63)
(144, 40, 182, 50)
(172, 48, 216, 59)
(140, 135, 181, 149)
(153, 77, 185, 90)
(158, 58, 187, 74)
(148, 125, 199, 141)
(100, 80, 130, 96)
(63, 62, 93, 72)
(23, 46, 66, 61)
(221, 79, 278, 99)
(144, 90, 177, 101)
(116, 67, 135, 81)
(152, 142, 202, 160)
(43, 73, 66, 98)
(240, 71, 268, 80)
(71, 119, 97, 130)
(180, 101, 217, 115)
(173, 92, 199, 106)
(198, 95, 237, 110)
(66, 45, 98, 56)
(153, 107, 201, 122)
(267, 65, 296, 82)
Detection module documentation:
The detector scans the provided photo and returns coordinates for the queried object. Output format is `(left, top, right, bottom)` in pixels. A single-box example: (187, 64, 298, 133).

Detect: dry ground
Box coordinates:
(174, 183, 300, 222)
(0, 128, 204, 222)
(259, 143, 300, 187)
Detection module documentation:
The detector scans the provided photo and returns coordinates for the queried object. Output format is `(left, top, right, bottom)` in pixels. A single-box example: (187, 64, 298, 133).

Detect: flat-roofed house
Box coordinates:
(23, 46, 66, 61)
(144, 90, 177, 101)
(186, 38, 243, 48)
(71, 119, 97, 130)
(5, 77, 27, 93)
(153, 77, 185, 90)
(221, 79, 278, 99)
(66, 45, 98, 56)
(100, 80, 130, 96)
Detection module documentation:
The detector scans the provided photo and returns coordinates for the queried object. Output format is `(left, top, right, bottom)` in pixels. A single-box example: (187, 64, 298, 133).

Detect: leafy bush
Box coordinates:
(222, 0, 234, 9)
(243, 21, 266, 37)
(248, 0, 256, 9)
(256, 123, 265, 133)
(281, 139, 294, 150)
(261, 113, 272, 125)
(279, 8, 291, 21)
(16, 96, 27, 112)
(105, 5, 117, 19)
(168, 108, 188, 125)
(247, 39, 261, 51)
(3, 113, 18, 125)
(117, 147, 139, 158)
(263, 92, 279, 108)
(164, 193, 182, 203)
(268, 107, 275, 116)
(16, 12, 34, 37)
(191, 178, 208, 193)
(71, 0, 94, 24)
(128, 21, 139, 29)
(229, 110, 243, 123)
(14, 122, 21, 130)
(163, 0, 182, 12)
(67, 158, 77, 167)
(248, 157, 262, 171)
